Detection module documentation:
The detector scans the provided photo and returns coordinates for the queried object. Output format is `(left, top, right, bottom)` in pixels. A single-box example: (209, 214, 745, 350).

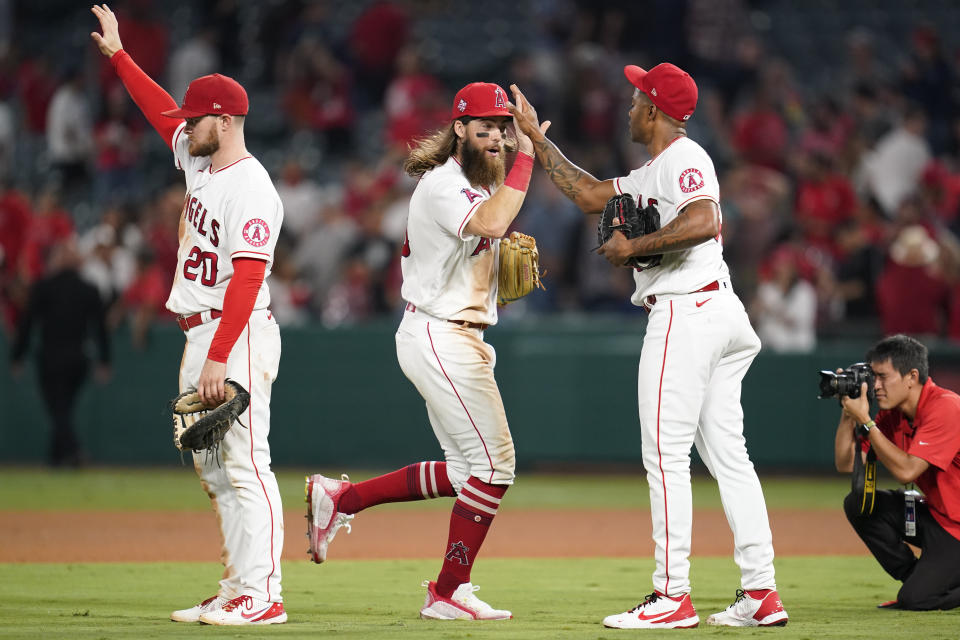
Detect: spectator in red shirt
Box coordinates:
(113, 248, 173, 350)
(0, 184, 31, 280)
(19, 187, 74, 282)
(281, 40, 355, 152)
(93, 83, 145, 203)
(876, 225, 948, 337)
(140, 184, 184, 278)
(793, 151, 859, 258)
(349, 1, 409, 105)
(0, 183, 32, 331)
(731, 87, 788, 171)
(836, 334, 960, 610)
(383, 45, 447, 154)
(15, 56, 56, 136)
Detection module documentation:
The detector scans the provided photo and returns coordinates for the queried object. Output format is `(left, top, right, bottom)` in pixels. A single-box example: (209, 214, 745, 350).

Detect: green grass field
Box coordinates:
(0, 467, 861, 510)
(2, 468, 957, 639)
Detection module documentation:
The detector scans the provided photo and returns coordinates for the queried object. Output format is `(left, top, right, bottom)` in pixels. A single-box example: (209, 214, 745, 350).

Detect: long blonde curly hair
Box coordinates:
(403, 119, 517, 178)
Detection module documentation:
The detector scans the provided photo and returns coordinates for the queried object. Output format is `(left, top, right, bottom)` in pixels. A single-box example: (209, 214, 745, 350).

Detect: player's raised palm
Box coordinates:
(508, 84, 550, 154)
(90, 4, 123, 58)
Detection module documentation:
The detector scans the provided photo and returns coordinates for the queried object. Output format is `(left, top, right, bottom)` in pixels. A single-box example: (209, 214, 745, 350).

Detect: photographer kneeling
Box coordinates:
(835, 334, 960, 610)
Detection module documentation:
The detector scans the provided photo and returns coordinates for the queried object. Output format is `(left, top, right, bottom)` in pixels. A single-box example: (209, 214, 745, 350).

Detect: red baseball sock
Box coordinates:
(338, 462, 454, 514)
(435, 477, 508, 597)
(746, 589, 773, 599)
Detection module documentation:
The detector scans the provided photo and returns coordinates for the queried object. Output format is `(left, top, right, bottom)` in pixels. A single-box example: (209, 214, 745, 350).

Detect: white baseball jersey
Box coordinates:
(166, 122, 283, 315)
(614, 134, 777, 598)
(401, 156, 499, 325)
(167, 122, 286, 604)
(613, 136, 729, 306)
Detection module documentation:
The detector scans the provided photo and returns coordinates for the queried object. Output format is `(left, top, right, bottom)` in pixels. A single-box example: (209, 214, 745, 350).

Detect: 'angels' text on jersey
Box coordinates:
(183, 195, 221, 246)
(166, 122, 284, 315)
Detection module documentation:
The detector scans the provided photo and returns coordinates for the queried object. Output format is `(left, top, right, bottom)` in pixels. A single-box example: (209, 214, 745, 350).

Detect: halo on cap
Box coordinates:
(451, 82, 512, 120)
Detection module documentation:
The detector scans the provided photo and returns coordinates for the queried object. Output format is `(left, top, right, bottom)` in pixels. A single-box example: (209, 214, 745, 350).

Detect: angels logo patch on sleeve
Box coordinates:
(242, 218, 270, 247)
(461, 188, 483, 203)
(679, 168, 705, 193)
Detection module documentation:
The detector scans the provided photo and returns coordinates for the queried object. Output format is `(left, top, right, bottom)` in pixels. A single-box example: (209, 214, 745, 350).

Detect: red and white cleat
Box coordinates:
(170, 594, 228, 622)
(706, 589, 788, 627)
(305, 473, 354, 563)
(603, 591, 700, 629)
(419, 580, 512, 620)
(198, 595, 287, 625)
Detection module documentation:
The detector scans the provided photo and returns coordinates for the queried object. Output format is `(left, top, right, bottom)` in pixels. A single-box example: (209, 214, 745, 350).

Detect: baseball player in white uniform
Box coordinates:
(92, 5, 286, 625)
(306, 82, 548, 620)
(511, 64, 788, 628)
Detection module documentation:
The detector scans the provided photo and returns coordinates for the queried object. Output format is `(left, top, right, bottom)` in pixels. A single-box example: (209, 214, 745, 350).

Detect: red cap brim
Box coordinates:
(624, 65, 648, 91)
(161, 107, 205, 119)
(460, 108, 512, 119)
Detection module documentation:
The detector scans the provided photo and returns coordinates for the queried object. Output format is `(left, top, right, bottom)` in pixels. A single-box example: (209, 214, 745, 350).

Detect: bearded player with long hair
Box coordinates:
(305, 82, 550, 621)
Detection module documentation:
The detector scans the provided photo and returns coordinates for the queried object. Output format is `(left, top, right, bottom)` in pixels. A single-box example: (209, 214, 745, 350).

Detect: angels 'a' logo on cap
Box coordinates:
(679, 168, 704, 193)
(242, 218, 270, 247)
(458, 98, 467, 112)
(495, 87, 505, 109)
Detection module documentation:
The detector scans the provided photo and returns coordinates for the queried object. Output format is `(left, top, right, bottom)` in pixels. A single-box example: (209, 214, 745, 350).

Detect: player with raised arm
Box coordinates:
(91, 4, 286, 625)
(305, 82, 550, 621)
(511, 64, 788, 628)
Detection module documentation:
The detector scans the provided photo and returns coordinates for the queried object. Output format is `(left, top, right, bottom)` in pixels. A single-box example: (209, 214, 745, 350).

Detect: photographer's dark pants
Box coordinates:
(844, 489, 960, 610)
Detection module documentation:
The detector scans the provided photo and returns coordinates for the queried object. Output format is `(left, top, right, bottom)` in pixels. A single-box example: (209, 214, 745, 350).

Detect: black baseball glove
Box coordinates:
(596, 194, 663, 269)
(171, 379, 250, 452)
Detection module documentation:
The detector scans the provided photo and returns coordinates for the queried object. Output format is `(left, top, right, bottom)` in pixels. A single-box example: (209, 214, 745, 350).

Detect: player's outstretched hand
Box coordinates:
(508, 84, 550, 153)
(90, 4, 123, 58)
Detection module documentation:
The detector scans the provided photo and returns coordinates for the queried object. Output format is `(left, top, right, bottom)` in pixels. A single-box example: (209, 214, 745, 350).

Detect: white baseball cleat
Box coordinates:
(170, 594, 228, 622)
(706, 589, 788, 627)
(198, 595, 287, 625)
(603, 591, 700, 629)
(419, 580, 512, 620)
(305, 473, 355, 563)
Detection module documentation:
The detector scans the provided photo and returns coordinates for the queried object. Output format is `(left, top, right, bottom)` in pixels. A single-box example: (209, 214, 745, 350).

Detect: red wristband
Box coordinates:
(503, 152, 534, 192)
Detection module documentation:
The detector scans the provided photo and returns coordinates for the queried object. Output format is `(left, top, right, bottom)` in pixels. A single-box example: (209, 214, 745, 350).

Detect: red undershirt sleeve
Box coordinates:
(206, 258, 266, 363)
(109, 49, 181, 149)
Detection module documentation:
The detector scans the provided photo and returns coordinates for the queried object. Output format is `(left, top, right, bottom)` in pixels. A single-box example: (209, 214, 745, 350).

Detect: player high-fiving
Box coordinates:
(91, 3, 287, 626)
(511, 65, 789, 629)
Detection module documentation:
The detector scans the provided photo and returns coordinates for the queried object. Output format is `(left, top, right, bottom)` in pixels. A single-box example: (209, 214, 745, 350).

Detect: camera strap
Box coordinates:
(852, 435, 877, 515)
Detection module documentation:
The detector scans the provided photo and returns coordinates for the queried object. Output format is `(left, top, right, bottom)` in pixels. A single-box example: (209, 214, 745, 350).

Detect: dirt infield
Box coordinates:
(2, 508, 864, 562)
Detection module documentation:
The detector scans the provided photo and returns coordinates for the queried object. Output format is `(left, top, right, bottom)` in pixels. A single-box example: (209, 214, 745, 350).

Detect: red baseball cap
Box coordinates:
(451, 82, 511, 120)
(624, 63, 698, 122)
(162, 73, 249, 119)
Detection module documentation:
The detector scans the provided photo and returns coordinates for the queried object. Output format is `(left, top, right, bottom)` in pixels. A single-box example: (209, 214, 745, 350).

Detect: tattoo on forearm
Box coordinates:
(533, 137, 587, 202)
(637, 213, 711, 254)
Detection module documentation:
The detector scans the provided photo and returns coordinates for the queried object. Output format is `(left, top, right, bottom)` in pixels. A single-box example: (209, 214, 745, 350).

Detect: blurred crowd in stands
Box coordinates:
(1, 0, 960, 354)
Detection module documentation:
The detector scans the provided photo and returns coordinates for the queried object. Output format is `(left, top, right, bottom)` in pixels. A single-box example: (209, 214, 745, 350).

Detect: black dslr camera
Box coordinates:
(818, 362, 876, 402)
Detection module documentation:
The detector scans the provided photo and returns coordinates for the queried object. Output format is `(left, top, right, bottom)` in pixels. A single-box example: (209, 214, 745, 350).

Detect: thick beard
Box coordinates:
(189, 128, 220, 157)
(460, 136, 505, 188)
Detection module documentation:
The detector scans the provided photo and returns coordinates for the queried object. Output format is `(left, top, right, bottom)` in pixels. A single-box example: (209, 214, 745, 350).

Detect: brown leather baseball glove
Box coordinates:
(497, 231, 546, 306)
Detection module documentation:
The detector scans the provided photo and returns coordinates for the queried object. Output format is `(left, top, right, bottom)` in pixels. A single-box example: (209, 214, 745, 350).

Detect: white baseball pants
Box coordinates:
(395, 308, 515, 490)
(179, 308, 284, 603)
(638, 285, 776, 596)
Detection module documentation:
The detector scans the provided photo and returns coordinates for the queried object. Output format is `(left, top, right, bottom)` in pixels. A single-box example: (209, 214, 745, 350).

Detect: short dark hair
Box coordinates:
(866, 334, 929, 383)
